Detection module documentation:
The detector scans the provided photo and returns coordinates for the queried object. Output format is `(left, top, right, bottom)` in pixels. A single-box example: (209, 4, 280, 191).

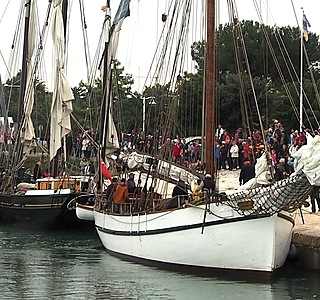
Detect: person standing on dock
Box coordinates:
(229, 140, 239, 170)
(239, 160, 255, 185)
(310, 186, 320, 213)
(275, 158, 290, 181)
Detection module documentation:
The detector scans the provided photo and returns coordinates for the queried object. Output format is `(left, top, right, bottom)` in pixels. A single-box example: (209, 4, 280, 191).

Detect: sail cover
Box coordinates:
(293, 134, 320, 186)
(50, 0, 73, 160)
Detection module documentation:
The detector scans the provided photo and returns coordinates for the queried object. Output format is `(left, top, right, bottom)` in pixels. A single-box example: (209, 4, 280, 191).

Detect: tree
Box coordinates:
(186, 21, 320, 134)
(3, 72, 51, 140)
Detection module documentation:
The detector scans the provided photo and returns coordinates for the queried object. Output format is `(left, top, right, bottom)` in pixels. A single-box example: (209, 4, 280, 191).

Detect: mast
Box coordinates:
(0, 75, 9, 149)
(299, 10, 311, 133)
(17, 0, 32, 127)
(61, 0, 68, 171)
(205, 0, 215, 176)
(62, 0, 68, 39)
(100, 0, 111, 163)
(99, 0, 130, 161)
(299, 10, 304, 133)
(10, 0, 32, 178)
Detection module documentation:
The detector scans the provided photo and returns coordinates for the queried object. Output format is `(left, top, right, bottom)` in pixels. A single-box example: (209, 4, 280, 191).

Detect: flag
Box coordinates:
(100, 158, 112, 182)
(113, 0, 131, 26)
(302, 13, 311, 41)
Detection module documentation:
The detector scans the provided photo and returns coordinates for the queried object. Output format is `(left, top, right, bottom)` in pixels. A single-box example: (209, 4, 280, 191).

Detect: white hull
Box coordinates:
(94, 203, 293, 272)
(76, 204, 94, 221)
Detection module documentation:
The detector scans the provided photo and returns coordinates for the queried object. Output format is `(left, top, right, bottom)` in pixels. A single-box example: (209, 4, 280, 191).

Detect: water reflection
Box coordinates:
(0, 226, 319, 300)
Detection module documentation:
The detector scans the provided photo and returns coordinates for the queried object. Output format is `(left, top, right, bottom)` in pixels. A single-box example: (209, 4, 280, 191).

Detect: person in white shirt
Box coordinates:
(229, 141, 239, 170)
(215, 124, 224, 141)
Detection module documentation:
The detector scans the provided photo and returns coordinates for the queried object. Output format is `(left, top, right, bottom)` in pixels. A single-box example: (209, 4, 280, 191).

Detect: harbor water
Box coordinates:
(1, 225, 319, 300)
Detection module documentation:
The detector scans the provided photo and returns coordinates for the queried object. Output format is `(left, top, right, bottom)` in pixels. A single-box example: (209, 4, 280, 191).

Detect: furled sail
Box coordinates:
(100, 0, 131, 155)
(21, 0, 37, 154)
(293, 134, 320, 186)
(50, 0, 73, 161)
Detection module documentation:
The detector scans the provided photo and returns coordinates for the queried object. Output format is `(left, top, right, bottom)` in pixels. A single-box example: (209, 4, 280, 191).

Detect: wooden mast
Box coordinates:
(205, 0, 215, 177)
(10, 0, 32, 184)
(17, 0, 31, 127)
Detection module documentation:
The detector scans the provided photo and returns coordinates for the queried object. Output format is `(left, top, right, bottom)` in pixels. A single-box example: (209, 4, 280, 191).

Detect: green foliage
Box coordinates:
(4, 73, 51, 139)
(4, 22, 320, 142)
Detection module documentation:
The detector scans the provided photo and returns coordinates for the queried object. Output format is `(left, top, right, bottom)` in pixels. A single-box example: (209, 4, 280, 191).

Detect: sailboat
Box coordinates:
(89, 0, 320, 273)
(0, 0, 94, 229)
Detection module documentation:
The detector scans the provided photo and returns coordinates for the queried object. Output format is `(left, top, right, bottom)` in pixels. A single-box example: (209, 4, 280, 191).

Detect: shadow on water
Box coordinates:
(0, 225, 319, 299)
(91, 254, 320, 300)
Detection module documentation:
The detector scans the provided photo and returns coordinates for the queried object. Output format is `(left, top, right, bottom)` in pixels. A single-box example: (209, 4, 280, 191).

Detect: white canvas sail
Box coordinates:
(50, 0, 73, 161)
(100, 0, 131, 154)
(21, 0, 37, 154)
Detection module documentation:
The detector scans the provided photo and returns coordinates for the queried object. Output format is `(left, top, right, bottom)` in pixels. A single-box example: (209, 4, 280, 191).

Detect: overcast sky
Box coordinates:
(0, 0, 318, 93)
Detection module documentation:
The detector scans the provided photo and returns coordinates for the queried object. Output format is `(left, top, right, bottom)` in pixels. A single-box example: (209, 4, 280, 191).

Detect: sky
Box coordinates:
(0, 0, 319, 93)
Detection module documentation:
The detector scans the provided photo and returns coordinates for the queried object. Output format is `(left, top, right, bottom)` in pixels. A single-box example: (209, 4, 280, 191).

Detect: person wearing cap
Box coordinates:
(113, 178, 129, 213)
(192, 178, 203, 201)
(126, 173, 136, 194)
(193, 173, 216, 195)
(275, 158, 290, 181)
(239, 160, 255, 185)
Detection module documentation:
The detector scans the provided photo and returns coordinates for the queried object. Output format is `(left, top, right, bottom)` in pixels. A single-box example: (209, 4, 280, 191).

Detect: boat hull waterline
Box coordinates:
(0, 191, 92, 228)
(94, 204, 293, 272)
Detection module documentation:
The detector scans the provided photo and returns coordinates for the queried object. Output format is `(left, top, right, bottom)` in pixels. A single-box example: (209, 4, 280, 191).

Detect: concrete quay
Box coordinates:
(292, 208, 320, 270)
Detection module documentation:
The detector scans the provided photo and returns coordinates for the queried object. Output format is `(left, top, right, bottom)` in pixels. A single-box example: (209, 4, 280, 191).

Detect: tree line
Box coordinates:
(3, 21, 320, 141)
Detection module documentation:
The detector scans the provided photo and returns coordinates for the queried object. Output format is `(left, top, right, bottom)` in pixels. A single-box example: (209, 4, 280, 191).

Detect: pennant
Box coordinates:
(100, 158, 112, 182)
(302, 13, 311, 41)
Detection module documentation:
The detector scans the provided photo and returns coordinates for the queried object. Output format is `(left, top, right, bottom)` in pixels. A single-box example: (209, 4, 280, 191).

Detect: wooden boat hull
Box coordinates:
(0, 191, 92, 229)
(94, 204, 294, 273)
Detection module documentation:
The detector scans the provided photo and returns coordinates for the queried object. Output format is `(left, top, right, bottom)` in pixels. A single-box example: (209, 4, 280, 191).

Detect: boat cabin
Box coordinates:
(36, 176, 82, 191)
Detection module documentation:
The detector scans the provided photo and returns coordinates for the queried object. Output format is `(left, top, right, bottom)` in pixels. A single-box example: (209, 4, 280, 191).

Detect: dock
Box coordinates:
(292, 208, 320, 270)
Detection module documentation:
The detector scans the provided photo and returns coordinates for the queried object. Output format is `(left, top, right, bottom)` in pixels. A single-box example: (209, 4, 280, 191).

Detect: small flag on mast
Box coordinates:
(302, 13, 311, 41)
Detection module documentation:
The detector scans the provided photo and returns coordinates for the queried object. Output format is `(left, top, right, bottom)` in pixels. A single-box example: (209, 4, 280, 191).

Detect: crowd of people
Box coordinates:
(214, 121, 320, 213)
(116, 120, 319, 212)
(60, 120, 320, 213)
